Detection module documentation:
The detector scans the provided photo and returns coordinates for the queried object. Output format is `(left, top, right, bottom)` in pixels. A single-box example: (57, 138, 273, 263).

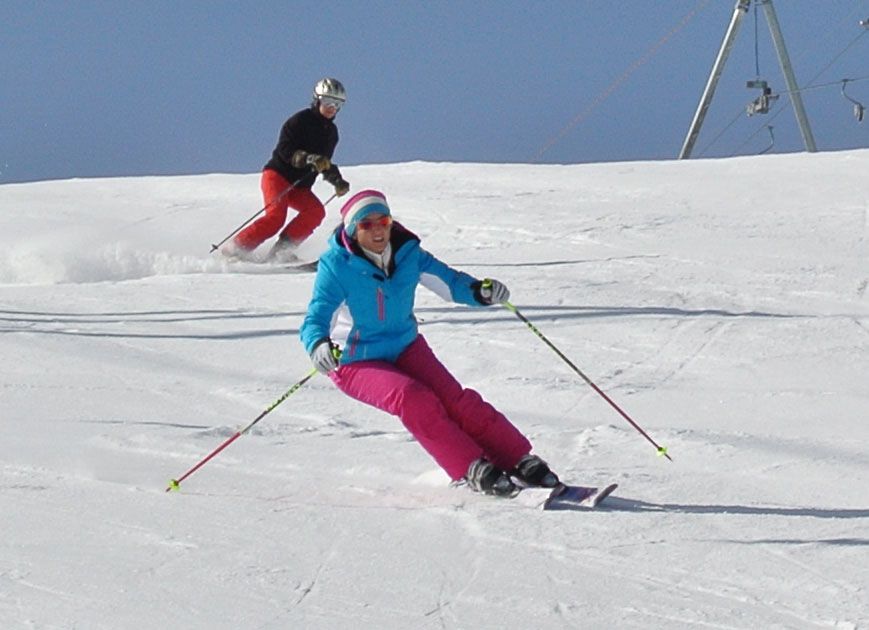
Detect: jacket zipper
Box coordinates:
(377, 287, 385, 321)
(348, 330, 360, 358)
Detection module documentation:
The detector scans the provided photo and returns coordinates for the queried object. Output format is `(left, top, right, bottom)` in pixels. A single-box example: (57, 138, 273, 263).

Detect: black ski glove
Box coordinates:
(334, 178, 350, 196)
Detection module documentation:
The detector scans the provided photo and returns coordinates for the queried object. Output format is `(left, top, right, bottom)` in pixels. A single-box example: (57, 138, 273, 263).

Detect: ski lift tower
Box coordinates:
(679, 0, 817, 159)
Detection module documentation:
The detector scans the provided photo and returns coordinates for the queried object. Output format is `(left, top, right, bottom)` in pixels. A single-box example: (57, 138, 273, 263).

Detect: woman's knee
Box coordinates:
(394, 380, 437, 412)
(395, 382, 449, 437)
(448, 387, 487, 415)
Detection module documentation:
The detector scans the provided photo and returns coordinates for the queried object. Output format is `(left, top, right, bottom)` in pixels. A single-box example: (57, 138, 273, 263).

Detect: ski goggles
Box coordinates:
(357, 215, 392, 231)
(319, 96, 344, 111)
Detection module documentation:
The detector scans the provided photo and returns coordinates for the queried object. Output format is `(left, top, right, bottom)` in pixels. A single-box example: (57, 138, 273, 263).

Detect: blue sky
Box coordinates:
(2, 1, 868, 184)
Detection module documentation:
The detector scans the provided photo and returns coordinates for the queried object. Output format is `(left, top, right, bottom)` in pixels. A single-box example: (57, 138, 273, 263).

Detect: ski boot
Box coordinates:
(267, 236, 301, 263)
(465, 458, 518, 497)
(512, 454, 560, 488)
(219, 238, 255, 262)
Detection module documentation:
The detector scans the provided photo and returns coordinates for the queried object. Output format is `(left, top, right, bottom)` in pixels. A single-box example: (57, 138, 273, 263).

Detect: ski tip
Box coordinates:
(591, 483, 619, 507)
(542, 482, 619, 510)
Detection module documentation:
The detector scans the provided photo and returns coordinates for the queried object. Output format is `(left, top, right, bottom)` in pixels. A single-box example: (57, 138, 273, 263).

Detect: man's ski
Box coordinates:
(224, 259, 318, 274)
(277, 259, 318, 273)
(541, 482, 619, 510)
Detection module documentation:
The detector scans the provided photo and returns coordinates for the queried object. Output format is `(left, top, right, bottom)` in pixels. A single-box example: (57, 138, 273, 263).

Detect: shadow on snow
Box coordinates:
(601, 496, 869, 520)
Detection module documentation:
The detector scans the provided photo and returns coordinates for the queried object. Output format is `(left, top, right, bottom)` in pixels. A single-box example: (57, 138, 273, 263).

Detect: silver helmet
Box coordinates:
(313, 78, 346, 103)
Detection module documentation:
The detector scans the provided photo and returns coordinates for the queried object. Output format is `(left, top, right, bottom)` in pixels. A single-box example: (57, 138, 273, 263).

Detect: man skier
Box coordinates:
(223, 77, 350, 262)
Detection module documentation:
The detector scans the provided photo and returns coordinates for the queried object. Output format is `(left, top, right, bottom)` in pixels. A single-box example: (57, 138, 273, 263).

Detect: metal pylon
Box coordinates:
(679, 0, 816, 159)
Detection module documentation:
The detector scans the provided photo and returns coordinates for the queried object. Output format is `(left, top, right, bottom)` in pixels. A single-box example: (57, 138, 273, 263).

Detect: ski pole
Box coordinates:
(209, 171, 315, 253)
(210, 180, 342, 254)
(492, 289, 672, 461)
(165, 368, 318, 492)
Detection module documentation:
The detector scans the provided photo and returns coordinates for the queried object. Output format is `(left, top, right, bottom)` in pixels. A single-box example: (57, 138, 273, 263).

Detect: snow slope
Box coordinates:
(1, 152, 867, 629)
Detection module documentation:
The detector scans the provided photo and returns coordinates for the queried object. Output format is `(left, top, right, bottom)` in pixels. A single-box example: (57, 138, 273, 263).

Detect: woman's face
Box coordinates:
(354, 213, 392, 253)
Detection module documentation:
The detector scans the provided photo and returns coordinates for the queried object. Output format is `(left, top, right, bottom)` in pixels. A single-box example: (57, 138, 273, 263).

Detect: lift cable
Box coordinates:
(754, 2, 761, 78)
(532, 0, 712, 162)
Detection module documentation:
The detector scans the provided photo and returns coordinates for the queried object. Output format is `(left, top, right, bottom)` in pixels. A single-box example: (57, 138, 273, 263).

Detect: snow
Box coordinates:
(1, 152, 867, 629)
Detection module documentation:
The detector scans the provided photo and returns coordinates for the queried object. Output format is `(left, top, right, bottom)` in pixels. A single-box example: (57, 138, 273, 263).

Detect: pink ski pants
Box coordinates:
(235, 170, 325, 250)
(329, 335, 531, 480)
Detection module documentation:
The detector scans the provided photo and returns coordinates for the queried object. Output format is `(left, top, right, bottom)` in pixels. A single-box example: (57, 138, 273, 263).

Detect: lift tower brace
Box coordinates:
(679, 0, 816, 159)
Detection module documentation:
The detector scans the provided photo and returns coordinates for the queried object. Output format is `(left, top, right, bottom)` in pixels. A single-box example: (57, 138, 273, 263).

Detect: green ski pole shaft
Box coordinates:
(166, 368, 318, 492)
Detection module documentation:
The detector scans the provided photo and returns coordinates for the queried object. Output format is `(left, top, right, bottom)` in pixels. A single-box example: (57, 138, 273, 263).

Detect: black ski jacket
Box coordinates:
(264, 105, 342, 189)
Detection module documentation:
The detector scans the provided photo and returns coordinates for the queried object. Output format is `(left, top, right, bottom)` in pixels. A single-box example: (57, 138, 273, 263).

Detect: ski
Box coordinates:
(503, 481, 618, 510)
(541, 482, 619, 510)
(276, 259, 318, 273)
(224, 259, 318, 274)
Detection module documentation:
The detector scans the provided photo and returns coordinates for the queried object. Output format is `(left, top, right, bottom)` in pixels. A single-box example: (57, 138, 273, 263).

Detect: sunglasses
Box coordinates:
(320, 96, 344, 111)
(356, 216, 392, 231)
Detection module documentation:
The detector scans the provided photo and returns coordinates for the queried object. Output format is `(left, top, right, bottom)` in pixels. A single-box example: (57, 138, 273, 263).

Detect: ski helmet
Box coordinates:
(313, 78, 346, 103)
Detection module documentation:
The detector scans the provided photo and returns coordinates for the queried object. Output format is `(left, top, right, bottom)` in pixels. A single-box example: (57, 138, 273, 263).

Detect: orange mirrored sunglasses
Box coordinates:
(357, 216, 392, 231)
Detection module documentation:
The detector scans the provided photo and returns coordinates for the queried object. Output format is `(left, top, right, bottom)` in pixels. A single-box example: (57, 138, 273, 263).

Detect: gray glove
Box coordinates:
(291, 151, 331, 173)
(310, 338, 340, 374)
(305, 154, 332, 173)
(477, 278, 510, 305)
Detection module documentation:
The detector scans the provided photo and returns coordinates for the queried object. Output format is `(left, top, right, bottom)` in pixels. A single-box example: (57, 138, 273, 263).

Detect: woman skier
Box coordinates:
(300, 189, 559, 496)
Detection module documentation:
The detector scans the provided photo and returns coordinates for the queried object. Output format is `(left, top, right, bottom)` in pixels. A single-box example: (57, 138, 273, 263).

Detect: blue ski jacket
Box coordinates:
(300, 223, 486, 365)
